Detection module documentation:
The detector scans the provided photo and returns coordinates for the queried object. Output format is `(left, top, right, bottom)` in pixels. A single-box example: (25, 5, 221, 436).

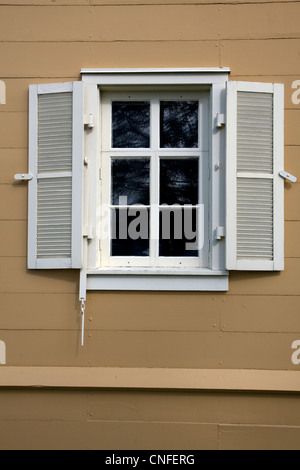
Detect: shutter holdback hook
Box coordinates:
(80, 297, 86, 347)
(79, 269, 87, 347)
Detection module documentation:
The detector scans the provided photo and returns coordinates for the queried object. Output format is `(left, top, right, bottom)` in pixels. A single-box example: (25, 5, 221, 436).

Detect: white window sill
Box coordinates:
(86, 268, 228, 291)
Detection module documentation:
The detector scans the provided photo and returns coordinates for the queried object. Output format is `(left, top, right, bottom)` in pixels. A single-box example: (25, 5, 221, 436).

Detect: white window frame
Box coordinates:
(81, 68, 229, 291)
(100, 90, 209, 269)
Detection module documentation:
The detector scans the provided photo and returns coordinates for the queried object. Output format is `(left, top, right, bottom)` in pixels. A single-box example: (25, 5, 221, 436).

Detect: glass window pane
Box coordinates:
(160, 158, 199, 205)
(111, 208, 150, 256)
(160, 101, 198, 148)
(112, 158, 150, 206)
(112, 101, 150, 148)
(159, 207, 198, 257)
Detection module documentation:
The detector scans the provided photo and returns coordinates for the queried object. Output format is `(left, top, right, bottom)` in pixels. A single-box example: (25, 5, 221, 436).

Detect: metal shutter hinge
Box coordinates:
(84, 113, 94, 129)
(279, 170, 297, 183)
(215, 226, 226, 240)
(14, 173, 33, 181)
(215, 113, 225, 129)
(83, 226, 93, 240)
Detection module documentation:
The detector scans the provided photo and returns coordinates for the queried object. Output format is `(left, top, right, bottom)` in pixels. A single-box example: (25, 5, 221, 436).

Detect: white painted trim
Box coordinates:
(37, 82, 73, 95)
(210, 83, 227, 271)
(273, 83, 285, 271)
(81, 67, 231, 75)
(87, 267, 227, 276)
(37, 82, 73, 94)
(35, 258, 72, 269)
(81, 68, 230, 86)
(225, 81, 238, 270)
(27, 85, 38, 269)
(84, 83, 101, 269)
(99, 90, 210, 269)
(86, 271, 228, 291)
(236, 260, 274, 271)
(71, 81, 84, 268)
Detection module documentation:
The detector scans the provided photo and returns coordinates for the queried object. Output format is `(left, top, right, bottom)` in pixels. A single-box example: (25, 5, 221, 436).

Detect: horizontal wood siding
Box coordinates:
(0, 388, 299, 450)
(0, 0, 299, 450)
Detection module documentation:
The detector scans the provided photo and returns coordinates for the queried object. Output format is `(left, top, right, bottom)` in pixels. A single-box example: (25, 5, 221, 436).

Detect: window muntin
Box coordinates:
(101, 90, 209, 268)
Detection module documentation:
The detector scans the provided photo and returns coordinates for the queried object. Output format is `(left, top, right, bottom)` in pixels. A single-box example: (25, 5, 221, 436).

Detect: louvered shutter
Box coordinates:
(226, 81, 284, 271)
(28, 82, 83, 269)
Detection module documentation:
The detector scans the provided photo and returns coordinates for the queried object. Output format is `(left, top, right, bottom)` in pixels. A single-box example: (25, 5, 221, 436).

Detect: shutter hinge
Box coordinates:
(84, 113, 94, 129)
(83, 226, 93, 240)
(215, 226, 226, 240)
(215, 113, 225, 129)
(279, 170, 297, 183)
(14, 173, 33, 181)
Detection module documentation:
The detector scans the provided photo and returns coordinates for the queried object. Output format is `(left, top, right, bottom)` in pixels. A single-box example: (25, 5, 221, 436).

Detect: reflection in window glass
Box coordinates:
(160, 101, 199, 148)
(112, 158, 150, 206)
(159, 208, 198, 257)
(160, 158, 199, 205)
(111, 208, 150, 257)
(112, 101, 150, 148)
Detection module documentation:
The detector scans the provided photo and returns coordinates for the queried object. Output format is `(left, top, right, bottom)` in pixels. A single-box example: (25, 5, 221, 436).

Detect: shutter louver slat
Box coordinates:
(237, 91, 273, 174)
(237, 178, 273, 260)
(38, 92, 73, 173)
(236, 90, 274, 263)
(36, 91, 73, 259)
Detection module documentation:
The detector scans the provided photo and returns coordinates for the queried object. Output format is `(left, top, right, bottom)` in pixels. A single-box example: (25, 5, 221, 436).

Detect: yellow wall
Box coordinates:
(0, 0, 299, 450)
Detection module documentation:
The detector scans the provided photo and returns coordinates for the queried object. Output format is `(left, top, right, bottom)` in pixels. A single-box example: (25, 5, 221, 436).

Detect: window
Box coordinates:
(100, 91, 209, 269)
(26, 69, 285, 292)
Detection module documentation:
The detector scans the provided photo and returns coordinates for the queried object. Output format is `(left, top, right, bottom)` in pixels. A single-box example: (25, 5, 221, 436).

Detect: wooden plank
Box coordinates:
(284, 146, 300, 180)
(1, 328, 299, 369)
(0, 41, 220, 78)
(0, 221, 26, 256)
(0, 293, 78, 329)
(219, 424, 300, 450)
(0, 5, 221, 42)
(219, 332, 300, 370)
(0, 112, 27, 148)
(285, 182, 300, 221)
(0, 257, 78, 293)
(221, 39, 300, 76)
(0, 420, 218, 450)
(0, 149, 28, 183)
(0, 184, 27, 220)
(87, 291, 221, 331)
(0, 389, 88, 421)
(88, 389, 300, 426)
(0, 0, 298, 5)
(229, 258, 300, 295)
(0, 330, 222, 367)
(1, 367, 300, 391)
(0, 289, 298, 333)
(0, 4, 299, 42)
(285, 110, 300, 146)
(285, 221, 300, 258)
(220, 295, 300, 333)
